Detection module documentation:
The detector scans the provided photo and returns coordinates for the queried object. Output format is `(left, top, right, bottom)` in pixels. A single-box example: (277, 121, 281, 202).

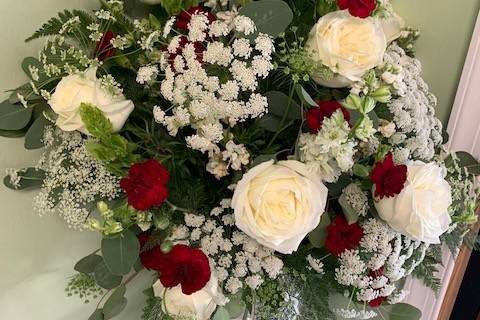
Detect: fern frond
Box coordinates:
(26, 9, 93, 42)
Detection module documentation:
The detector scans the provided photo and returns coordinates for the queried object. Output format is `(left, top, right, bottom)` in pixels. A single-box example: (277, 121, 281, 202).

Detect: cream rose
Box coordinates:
(153, 275, 226, 320)
(232, 160, 328, 254)
(379, 13, 405, 42)
(306, 10, 387, 87)
(48, 67, 134, 134)
(375, 161, 452, 244)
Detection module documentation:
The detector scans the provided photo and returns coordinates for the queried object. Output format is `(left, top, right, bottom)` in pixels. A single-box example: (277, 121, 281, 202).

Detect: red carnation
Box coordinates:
(368, 296, 385, 308)
(306, 100, 350, 134)
(95, 31, 116, 61)
(371, 153, 407, 199)
(175, 6, 216, 30)
(325, 216, 364, 256)
(120, 159, 170, 211)
(139, 236, 211, 295)
(337, 0, 377, 18)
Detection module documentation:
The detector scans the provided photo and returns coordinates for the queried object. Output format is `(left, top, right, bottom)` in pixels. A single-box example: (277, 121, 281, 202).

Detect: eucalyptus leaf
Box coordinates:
(101, 229, 140, 276)
(338, 193, 359, 224)
(88, 309, 104, 320)
(308, 214, 331, 248)
(213, 307, 230, 320)
(257, 114, 282, 132)
(352, 164, 370, 178)
(24, 114, 51, 149)
(295, 85, 317, 107)
(251, 154, 276, 167)
(225, 292, 246, 318)
(0, 127, 28, 138)
(0, 99, 33, 130)
(239, 0, 293, 38)
(103, 284, 128, 319)
(3, 167, 46, 190)
(74, 254, 103, 274)
(266, 91, 301, 120)
(94, 261, 123, 289)
(372, 303, 422, 320)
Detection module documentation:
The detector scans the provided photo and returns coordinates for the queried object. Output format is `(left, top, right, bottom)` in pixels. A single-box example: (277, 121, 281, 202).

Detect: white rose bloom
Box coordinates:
(379, 13, 405, 42)
(306, 10, 387, 87)
(48, 68, 134, 134)
(375, 161, 452, 244)
(232, 160, 328, 254)
(153, 274, 227, 320)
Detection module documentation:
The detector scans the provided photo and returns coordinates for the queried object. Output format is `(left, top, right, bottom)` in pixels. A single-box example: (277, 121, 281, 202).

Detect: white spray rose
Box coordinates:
(375, 161, 452, 244)
(48, 68, 134, 134)
(306, 10, 387, 87)
(153, 274, 227, 320)
(232, 160, 328, 254)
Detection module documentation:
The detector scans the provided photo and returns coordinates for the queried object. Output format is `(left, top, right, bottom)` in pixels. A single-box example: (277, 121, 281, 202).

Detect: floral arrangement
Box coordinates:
(2, 0, 479, 319)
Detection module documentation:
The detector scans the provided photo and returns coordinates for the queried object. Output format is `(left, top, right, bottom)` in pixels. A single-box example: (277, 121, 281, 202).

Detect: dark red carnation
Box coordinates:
(368, 296, 385, 308)
(370, 153, 407, 199)
(139, 236, 211, 295)
(325, 216, 364, 256)
(337, 0, 377, 18)
(175, 6, 216, 30)
(95, 31, 116, 61)
(120, 159, 170, 211)
(306, 100, 351, 134)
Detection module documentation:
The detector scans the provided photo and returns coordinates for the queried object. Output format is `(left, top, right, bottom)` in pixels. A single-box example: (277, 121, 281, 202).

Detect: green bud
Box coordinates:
(361, 96, 376, 114)
(353, 164, 371, 178)
(104, 221, 123, 235)
(370, 87, 392, 103)
(154, 214, 170, 230)
(161, 240, 174, 254)
(343, 94, 363, 111)
(97, 201, 109, 214)
(86, 218, 102, 231)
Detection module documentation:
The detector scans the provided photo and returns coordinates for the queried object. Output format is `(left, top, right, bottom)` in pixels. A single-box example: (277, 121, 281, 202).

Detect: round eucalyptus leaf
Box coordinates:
(308, 213, 331, 248)
(213, 307, 230, 320)
(88, 309, 104, 320)
(239, 0, 293, 38)
(24, 114, 51, 149)
(266, 91, 301, 120)
(0, 100, 33, 131)
(257, 114, 282, 132)
(94, 261, 123, 289)
(74, 254, 103, 274)
(3, 167, 46, 190)
(101, 229, 140, 276)
(103, 285, 128, 319)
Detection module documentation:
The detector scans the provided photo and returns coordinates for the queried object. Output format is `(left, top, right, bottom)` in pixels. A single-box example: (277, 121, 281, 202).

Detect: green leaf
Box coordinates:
(266, 91, 301, 120)
(352, 164, 370, 178)
(295, 85, 317, 107)
(3, 167, 46, 190)
(24, 114, 51, 149)
(88, 309, 104, 320)
(74, 254, 103, 274)
(21, 57, 43, 81)
(453, 151, 480, 175)
(0, 127, 28, 138)
(339, 193, 359, 224)
(213, 307, 231, 320)
(79, 103, 113, 138)
(376, 303, 422, 320)
(239, 0, 293, 38)
(103, 284, 128, 319)
(0, 100, 33, 130)
(94, 261, 123, 289)
(225, 292, 246, 318)
(257, 114, 282, 132)
(251, 154, 276, 167)
(308, 214, 331, 248)
(317, 0, 337, 16)
(101, 229, 140, 276)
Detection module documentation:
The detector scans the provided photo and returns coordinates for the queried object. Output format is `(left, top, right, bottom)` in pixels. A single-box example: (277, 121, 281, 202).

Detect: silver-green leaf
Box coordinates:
(101, 229, 140, 276)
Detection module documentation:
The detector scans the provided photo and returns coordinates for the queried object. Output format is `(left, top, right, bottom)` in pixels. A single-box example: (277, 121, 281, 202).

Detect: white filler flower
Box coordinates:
(232, 160, 328, 254)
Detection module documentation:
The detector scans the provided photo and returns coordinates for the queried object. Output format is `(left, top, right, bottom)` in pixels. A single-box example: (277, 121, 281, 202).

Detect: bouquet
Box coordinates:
(2, 0, 479, 319)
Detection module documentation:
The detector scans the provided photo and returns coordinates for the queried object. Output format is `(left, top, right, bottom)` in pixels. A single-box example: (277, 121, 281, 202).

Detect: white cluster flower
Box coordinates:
(157, 13, 274, 178)
(342, 183, 369, 216)
(136, 65, 159, 84)
(335, 250, 365, 286)
(95, 9, 115, 21)
(299, 110, 357, 183)
(33, 127, 120, 228)
(333, 308, 377, 320)
(306, 254, 324, 274)
(383, 43, 443, 160)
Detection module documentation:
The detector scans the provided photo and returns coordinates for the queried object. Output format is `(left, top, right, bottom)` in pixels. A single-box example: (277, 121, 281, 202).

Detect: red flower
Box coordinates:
(371, 153, 407, 199)
(120, 160, 170, 211)
(368, 296, 385, 308)
(306, 100, 351, 134)
(175, 6, 216, 30)
(139, 236, 211, 295)
(337, 0, 377, 18)
(325, 216, 364, 256)
(95, 31, 116, 61)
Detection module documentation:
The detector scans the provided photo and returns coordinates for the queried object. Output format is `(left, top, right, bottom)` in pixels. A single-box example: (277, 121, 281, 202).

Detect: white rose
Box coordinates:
(379, 13, 405, 42)
(153, 275, 227, 320)
(232, 160, 328, 254)
(48, 68, 134, 134)
(375, 161, 452, 244)
(306, 10, 387, 87)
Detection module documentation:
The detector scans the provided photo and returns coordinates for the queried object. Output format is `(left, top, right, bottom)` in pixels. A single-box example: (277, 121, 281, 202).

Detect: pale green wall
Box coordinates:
(0, 1, 478, 320)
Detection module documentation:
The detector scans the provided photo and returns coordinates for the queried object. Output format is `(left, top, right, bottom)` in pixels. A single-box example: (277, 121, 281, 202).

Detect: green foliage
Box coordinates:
(26, 9, 94, 42)
(94, 260, 123, 289)
(89, 309, 104, 320)
(3, 167, 46, 190)
(75, 254, 103, 274)
(24, 114, 51, 149)
(412, 246, 442, 294)
(396, 28, 420, 57)
(141, 296, 165, 320)
(155, 0, 198, 15)
(308, 213, 331, 248)
(239, 0, 294, 39)
(213, 307, 230, 320)
(80, 103, 141, 176)
(103, 284, 128, 319)
(0, 99, 33, 131)
(316, 0, 337, 16)
(66, 273, 104, 304)
(266, 91, 301, 120)
(101, 229, 140, 276)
